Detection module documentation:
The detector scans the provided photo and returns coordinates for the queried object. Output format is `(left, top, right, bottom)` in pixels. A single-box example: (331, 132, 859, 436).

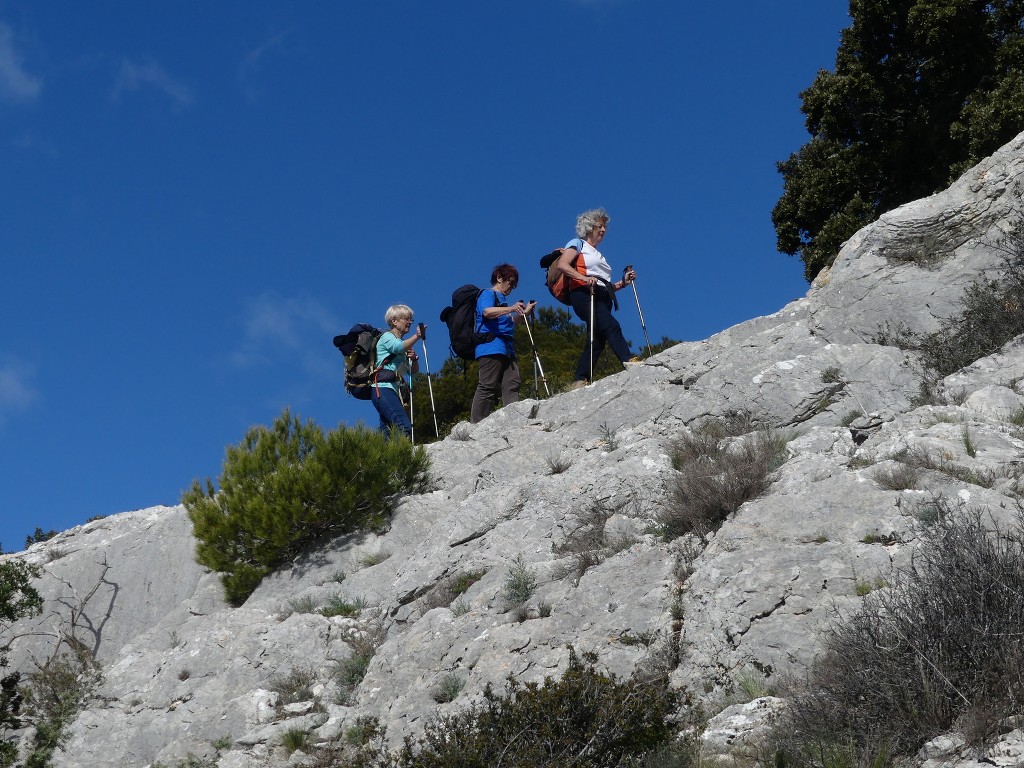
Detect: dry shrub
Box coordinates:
(552, 500, 635, 584)
(775, 499, 1024, 765)
(423, 570, 486, 611)
(893, 447, 995, 488)
(876, 228, 1024, 379)
(660, 418, 791, 540)
(871, 461, 922, 491)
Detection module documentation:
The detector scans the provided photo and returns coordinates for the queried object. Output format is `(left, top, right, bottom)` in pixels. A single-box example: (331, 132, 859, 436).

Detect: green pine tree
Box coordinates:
(773, 0, 1024, 281)
(184, 409, 430, 603)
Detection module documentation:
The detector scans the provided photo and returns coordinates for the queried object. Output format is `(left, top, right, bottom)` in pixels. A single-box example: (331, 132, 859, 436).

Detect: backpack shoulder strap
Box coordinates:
(474, 288, 499, 335)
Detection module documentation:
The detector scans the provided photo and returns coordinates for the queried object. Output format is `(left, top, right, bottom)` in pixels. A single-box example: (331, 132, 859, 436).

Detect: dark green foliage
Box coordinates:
(183, 408, 430, 603)
(23, 529, 58, 549)
(389, 647, 677, 768)
(0, 559, 43, 768)
(773, 0, 1024, 280)
(775, 500, 1024, 764)
(410, 307, 678, 441)
(0, 560, 43, 630)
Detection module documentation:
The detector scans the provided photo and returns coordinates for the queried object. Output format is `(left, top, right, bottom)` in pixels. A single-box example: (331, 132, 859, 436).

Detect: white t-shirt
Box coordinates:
(565, 238, 612, 284)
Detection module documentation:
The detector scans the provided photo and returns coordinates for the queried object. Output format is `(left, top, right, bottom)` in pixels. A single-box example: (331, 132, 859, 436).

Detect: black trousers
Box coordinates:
(569, 288, 631, 381)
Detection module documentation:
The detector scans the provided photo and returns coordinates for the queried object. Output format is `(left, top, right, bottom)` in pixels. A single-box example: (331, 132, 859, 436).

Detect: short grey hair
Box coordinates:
(385, 304, 413, 327)
(576, 208, 610, 239)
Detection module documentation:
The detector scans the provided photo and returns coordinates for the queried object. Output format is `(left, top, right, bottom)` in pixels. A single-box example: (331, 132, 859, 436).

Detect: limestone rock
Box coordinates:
(2, 130, 1022, 768)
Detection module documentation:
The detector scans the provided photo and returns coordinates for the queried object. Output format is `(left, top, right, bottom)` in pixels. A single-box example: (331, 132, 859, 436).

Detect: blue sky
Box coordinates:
(0, 1, 851, 552)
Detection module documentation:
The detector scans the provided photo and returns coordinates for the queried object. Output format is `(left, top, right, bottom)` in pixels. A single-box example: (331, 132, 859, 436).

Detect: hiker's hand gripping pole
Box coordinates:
(417, 323, 440, 437)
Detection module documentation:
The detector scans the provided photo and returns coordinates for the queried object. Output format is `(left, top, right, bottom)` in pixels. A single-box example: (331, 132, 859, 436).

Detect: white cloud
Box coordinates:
(238, 30, 291, 103)
(231, 293, 339, 375)
(111, 58, 193, 111)
(0, 357, 39, 425)
(0, 22, 42, 102)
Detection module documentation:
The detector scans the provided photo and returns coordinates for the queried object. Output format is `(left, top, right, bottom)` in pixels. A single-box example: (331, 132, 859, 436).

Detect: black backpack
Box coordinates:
(439, 285, 496, 362)
(332, 323, 395, 400)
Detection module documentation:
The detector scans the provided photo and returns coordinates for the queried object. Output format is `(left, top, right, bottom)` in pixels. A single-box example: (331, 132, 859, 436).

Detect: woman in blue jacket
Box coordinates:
(470, 264, 536, 423)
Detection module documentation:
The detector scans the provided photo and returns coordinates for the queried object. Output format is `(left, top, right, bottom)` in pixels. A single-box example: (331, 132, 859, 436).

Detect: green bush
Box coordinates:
(775, 499, 1024, 765)
(501, 555, 538, 609)
(184, 408, 430, 604)
(391, 647, 677, 768)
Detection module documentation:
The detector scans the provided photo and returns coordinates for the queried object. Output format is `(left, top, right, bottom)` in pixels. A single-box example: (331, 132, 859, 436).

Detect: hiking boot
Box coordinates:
(567, 379, 588, 391)
(623, 356, 643, 367)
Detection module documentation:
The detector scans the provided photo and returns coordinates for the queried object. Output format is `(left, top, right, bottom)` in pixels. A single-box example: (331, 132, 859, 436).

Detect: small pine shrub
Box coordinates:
(319, 595, 367, 618)
(660, 419, 792, 540)
(394, 647, 677, 768)
(502, 556, 539, 608)
(431, 673, 464, 704)
(963, 425, 977, 457)
(1010, 406, 1024, 427)
(774, 499, 1024, 764)
(359, 550, 393, 568)
(853, 576, 887, 596)
(183, 408, 430, 603)
(840, 409, 863, 427)
(281, 727, 309, 754)
(333, 628, 383, 705)
(598, 422, 620, 451)
(287, 596, 317, 615)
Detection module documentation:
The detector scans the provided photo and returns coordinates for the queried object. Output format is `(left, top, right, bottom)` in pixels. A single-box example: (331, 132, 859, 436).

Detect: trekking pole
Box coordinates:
(624, 264, 653, 357)
(589, 282, 595, 384)
(417, 324, 440, 437)
(408, 374, 415, 445)
(520, 309, 551, 398)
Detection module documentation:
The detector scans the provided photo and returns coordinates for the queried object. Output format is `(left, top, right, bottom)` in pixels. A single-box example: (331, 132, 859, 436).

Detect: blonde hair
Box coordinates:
(384, 304, 413, 328)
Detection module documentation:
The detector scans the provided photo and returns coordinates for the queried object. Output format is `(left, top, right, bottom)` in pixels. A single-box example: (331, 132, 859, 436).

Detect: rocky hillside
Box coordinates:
(3, 131, 1024, 768)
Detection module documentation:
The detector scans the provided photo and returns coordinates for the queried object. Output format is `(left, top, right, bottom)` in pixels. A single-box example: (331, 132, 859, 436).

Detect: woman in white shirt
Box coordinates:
(555, 208, 638, 387)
